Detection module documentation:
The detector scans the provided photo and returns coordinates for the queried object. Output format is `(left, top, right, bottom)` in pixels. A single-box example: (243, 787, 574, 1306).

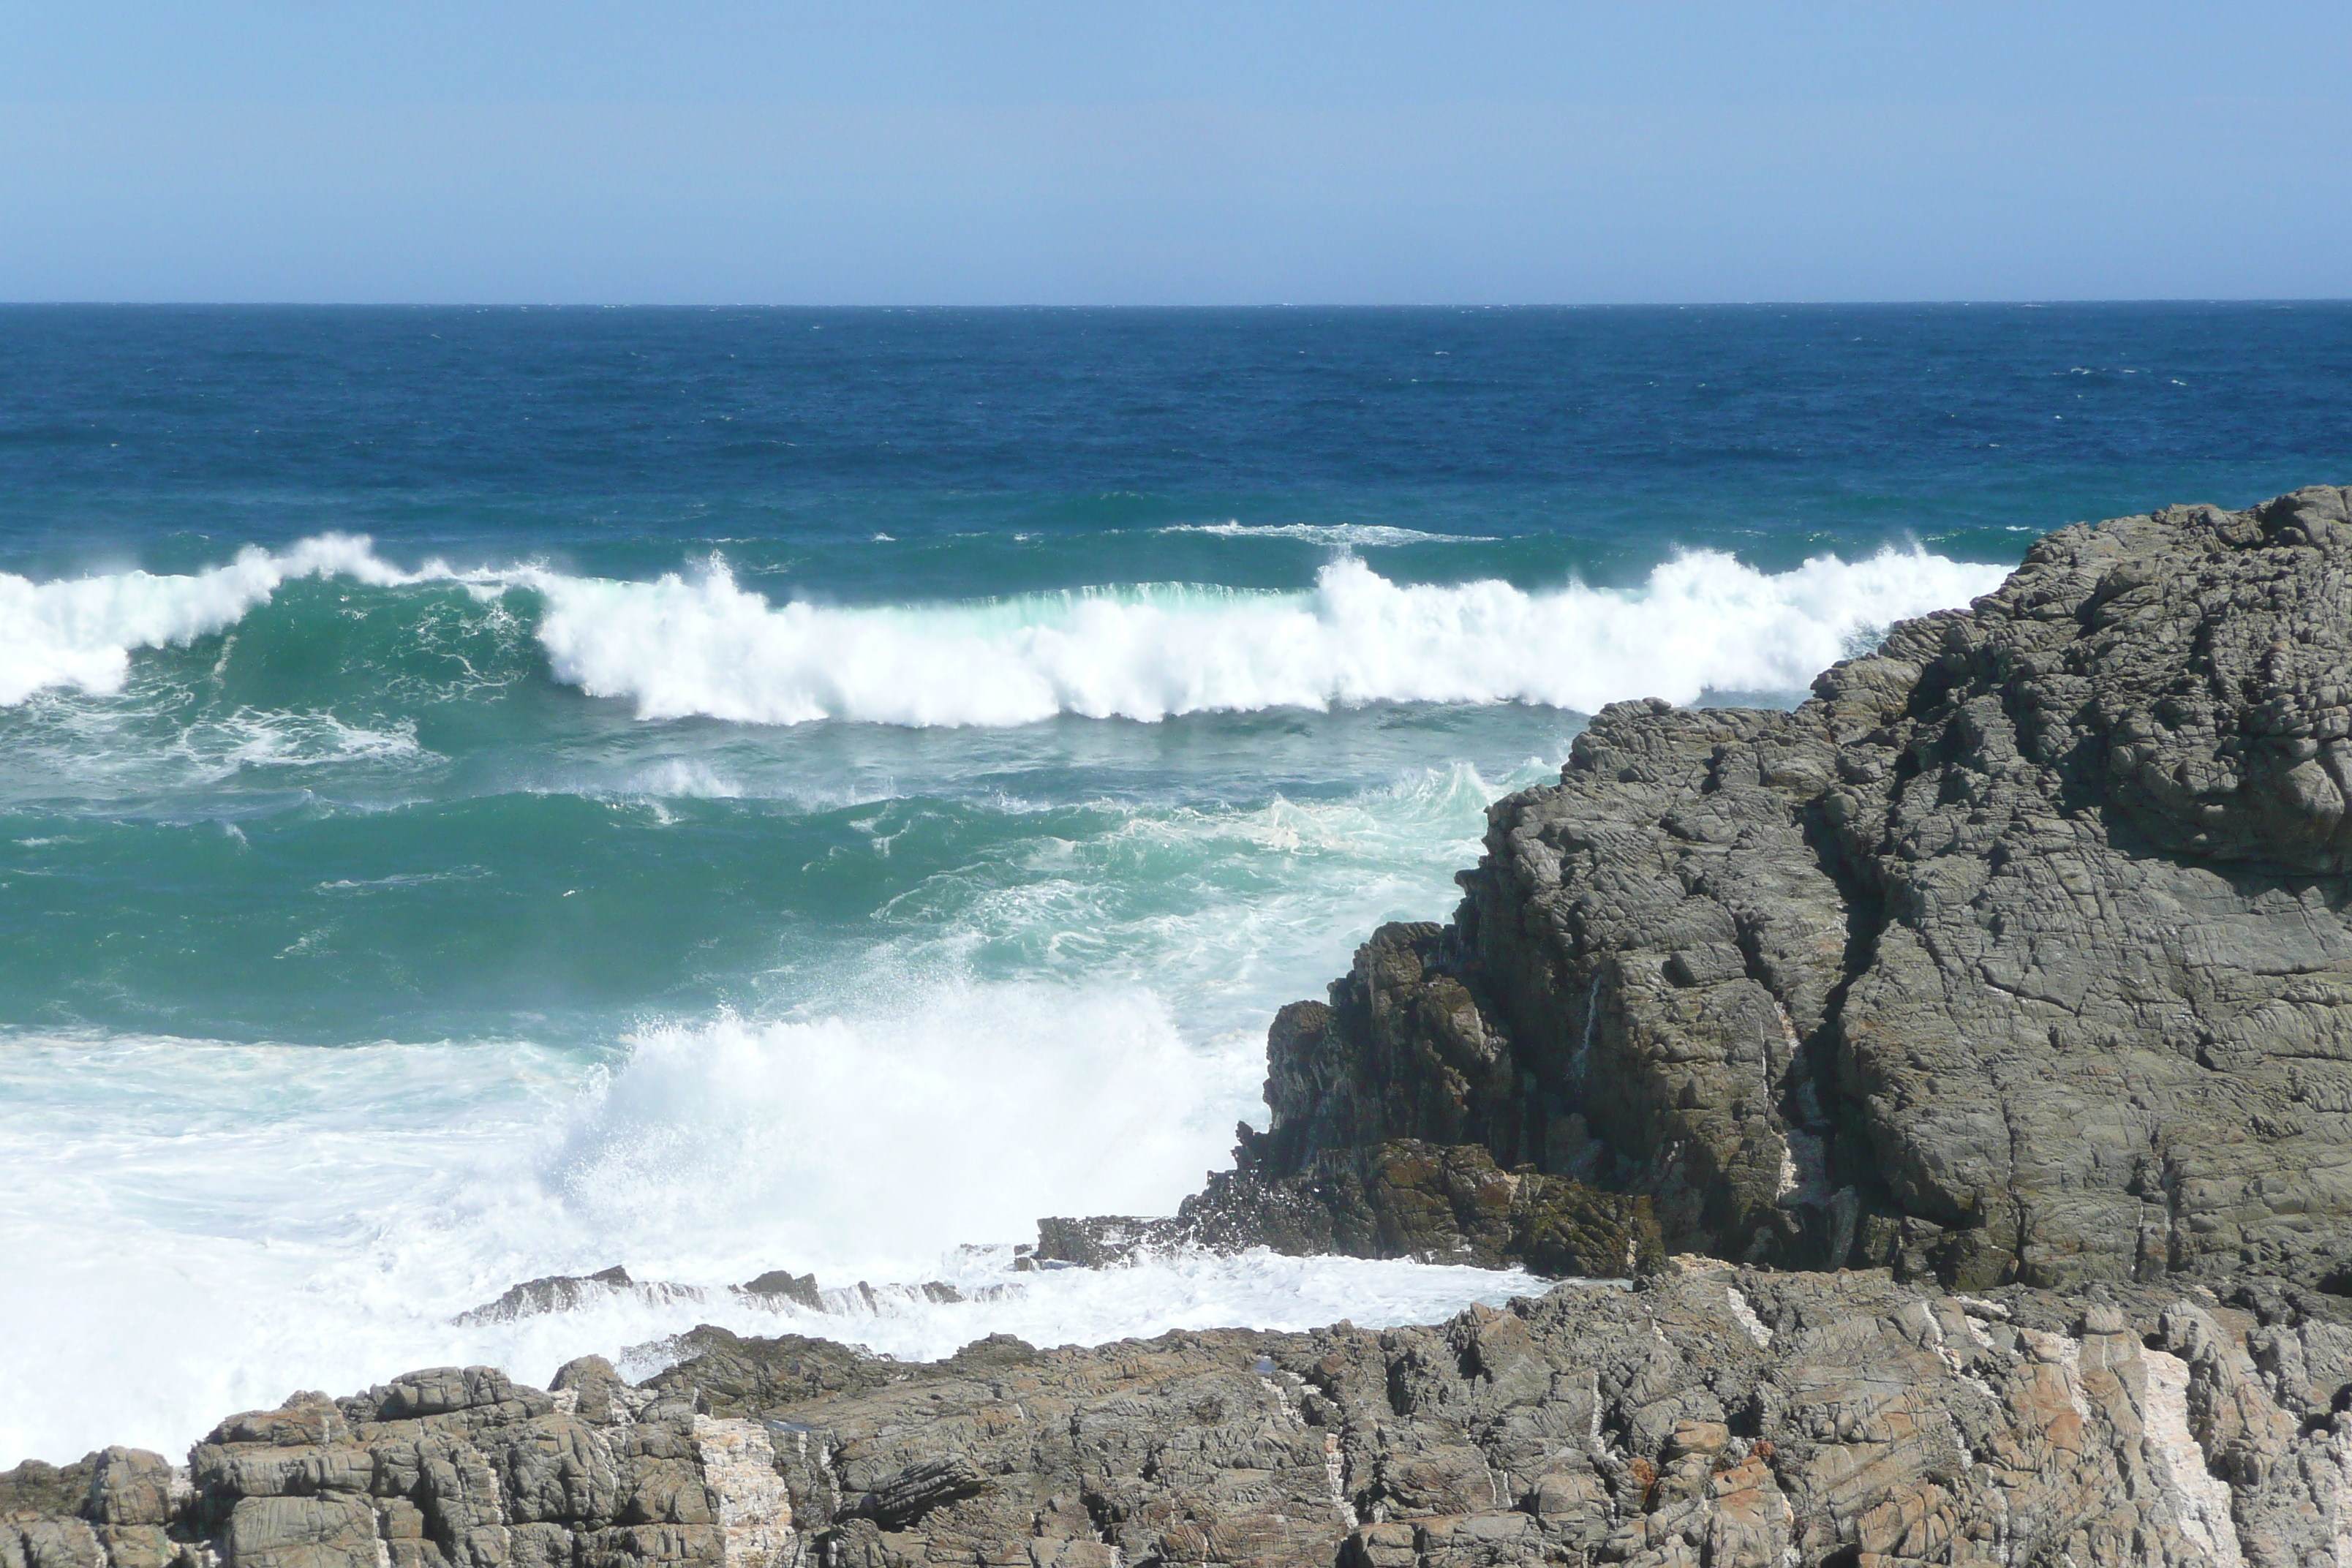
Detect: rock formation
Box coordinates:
(15, 1266, 2352, 1568)
(1190, 486, 2352, 1293)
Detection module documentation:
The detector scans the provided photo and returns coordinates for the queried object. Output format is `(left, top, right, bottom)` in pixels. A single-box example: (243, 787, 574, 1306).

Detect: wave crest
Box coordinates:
(535, 549, 2008, 725)
(1, 536, 2011, 724)
(0, 535, 423, 706)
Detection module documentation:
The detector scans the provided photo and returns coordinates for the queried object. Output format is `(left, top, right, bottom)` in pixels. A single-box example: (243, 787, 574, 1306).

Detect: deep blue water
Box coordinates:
(7, 303, 2345, 591)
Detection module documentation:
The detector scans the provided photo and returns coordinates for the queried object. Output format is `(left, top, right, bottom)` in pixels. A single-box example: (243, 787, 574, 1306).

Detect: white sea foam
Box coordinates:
(0, 535, 2010, 724)
(0, 1003, 1527, 1465)
(529, 548, 2008, 725)
(549, 987, 1257, 1274)
(0, 745, 1558, 1462)
(0, 973, 1304, 1464)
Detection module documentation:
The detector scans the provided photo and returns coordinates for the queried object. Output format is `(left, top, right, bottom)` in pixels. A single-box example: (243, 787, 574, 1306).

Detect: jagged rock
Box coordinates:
(14, 1270, 2352, 1564)
(1175, 1141, 1664, 1277)
(550, 1357, 644, 1429)
(454, 1267, 638, 1326)
(636, 1329, 904, 1416)
(84, 1451, 173, 1531)
(1213, 486, 2352, 1292)
(604, 1267, 2352, 1567)
(734, 1272, 823, 1311)
(1033, 1215, 1186, 1267)
(0, 1459, 98, 1520)
(144, 1360, 750, 1568)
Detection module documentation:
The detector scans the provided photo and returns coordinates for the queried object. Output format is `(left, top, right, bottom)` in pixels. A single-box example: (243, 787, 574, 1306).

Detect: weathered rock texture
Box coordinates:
(4, 1358, 782, 1568)
(1221, 486, 2352, 1292)
(18, 1267, 2352, 1567)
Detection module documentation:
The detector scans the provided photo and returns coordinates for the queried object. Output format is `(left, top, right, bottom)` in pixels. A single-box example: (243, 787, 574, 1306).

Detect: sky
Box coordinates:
(0, 1, 2346, 305)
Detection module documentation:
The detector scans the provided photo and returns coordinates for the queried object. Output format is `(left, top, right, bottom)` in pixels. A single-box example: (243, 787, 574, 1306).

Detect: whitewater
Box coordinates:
(0, 532, 2012, 1466)
(1, 534, 2003, 720)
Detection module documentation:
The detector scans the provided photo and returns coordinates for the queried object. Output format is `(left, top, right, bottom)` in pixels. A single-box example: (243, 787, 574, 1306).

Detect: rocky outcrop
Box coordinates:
(451, 1270, 970, 1330)
(1039, 1139, 1662, 1278)
(3, 1358, 778, 1568)
(1216, 486, 2352, 1292)
(16, 1267, 2352, 1568)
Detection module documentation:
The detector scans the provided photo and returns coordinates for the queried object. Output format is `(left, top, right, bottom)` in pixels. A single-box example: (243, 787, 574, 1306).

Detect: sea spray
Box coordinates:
(0, 1001, 1520, 1465)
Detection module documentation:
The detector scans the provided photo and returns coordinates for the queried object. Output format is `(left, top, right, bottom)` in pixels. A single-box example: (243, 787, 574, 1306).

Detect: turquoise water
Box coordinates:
(1, 303, 2346, 1462)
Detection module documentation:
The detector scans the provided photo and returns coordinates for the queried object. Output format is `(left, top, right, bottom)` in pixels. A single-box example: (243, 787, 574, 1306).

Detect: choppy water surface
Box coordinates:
(4, 303, 2348, 1462)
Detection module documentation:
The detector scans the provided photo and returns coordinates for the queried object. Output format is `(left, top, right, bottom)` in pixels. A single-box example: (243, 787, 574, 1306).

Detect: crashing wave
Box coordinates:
(0, 535, 2010, 723)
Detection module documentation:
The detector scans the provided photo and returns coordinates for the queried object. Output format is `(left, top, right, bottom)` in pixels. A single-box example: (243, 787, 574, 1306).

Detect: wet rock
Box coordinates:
(733, 1271, 822, 1311)
(1033, 1216, 1186, 1268)
(637, 1329, 902, 1417)
(456, 1270, 714, 1329)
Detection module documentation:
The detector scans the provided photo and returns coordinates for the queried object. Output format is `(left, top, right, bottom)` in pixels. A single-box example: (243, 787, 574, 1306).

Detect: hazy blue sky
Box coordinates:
(1, 2, 2345, 304)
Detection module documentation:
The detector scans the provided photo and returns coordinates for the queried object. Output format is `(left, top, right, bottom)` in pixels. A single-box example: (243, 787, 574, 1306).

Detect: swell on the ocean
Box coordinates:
(0, 536, 2012, 721)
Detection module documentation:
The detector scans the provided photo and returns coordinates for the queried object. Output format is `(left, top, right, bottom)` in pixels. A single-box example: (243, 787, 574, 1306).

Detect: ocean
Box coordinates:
(3, 302, 2346, 1464)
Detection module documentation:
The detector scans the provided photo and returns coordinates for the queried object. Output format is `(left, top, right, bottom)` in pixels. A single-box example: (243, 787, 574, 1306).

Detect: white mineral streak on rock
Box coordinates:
(1321, 1432, 1352, 1526)
(1724, 1286, 1772, 1348)
(693, 1417, 796, 1568)
(2138, 1347, 2247, 1568)
(1768, 995, 1801, 1078)
(1259, 1368, 1353, 1526)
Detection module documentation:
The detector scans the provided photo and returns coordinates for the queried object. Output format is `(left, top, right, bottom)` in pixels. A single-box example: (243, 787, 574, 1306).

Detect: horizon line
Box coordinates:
(3, 297, 2350, 312)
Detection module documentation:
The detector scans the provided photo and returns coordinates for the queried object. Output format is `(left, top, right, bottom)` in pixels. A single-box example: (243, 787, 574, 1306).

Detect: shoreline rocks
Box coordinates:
(15, 1265, 2352, 1567)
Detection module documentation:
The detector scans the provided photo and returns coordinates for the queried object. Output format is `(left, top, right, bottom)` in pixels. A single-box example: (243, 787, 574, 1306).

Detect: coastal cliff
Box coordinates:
(18, 488, 2352, 1567)
(1161, 484, 2352, 1294)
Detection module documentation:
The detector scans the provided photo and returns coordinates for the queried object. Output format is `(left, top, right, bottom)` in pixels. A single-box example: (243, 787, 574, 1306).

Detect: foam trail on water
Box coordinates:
(1155, 521, 1496, 546)
(0, 537, 2010, 723)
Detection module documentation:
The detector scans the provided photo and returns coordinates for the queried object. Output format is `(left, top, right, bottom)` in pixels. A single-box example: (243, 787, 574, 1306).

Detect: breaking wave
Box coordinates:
(0, 536, 2012, 723)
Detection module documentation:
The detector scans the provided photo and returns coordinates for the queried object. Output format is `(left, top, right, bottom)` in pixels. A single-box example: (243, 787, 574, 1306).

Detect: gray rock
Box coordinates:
(1219, 486, 2352, 1292)
(732, 1271, 822, 1311)
(223, 1497, 376, 1568)
(83, 1452, 172, 1531)
(454, 1267, 636, 1326)
(13, 1271, 2352, 1564)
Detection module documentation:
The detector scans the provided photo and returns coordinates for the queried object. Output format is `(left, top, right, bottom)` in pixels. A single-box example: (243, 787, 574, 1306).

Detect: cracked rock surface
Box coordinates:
(15, 1269, 2352, 1567)
(1224, 486, 2352, 1292)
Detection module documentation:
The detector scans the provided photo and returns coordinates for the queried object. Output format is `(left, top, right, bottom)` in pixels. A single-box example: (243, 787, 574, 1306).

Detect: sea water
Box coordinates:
(3, 303, 2346, 1463)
